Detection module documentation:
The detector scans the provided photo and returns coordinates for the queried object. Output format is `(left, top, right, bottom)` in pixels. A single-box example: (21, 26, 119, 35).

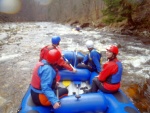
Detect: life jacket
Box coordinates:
(31, 62, 56, 90)
(39, 45, 56, 61)
(39, 45, 62, 62)
(106, 61, 123, 84)
(88, 49, 102, 69)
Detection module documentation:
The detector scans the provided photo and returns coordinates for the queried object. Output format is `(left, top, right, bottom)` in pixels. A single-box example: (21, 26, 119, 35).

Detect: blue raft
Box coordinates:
(17, 51, 140, 113)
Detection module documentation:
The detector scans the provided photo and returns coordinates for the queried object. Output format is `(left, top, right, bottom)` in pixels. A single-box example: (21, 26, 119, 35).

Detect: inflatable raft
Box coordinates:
(17, 51, 140, 113)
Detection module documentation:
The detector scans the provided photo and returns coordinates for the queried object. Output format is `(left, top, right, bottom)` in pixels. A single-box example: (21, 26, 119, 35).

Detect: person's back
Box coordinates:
(84, 48, 101, 73)
(39, 45, 56, 61)
(39, 36, 76, 72)
(77, 40, 102, 73)
(39, 36, 61, 61)
(31, 49, 68, 109)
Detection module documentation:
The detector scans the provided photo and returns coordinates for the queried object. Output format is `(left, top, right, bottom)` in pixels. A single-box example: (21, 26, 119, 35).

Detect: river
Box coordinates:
(0, 22, 149, 113)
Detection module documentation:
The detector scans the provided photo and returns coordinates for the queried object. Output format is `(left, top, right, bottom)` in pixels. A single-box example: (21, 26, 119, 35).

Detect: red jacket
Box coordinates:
(39, 45, 73, 71)
(98, 58, 120, 91)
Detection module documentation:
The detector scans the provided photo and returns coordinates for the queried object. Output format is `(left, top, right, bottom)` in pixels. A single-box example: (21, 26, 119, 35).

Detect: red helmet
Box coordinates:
(106, 45, 119, 55)
(46, 49, 61, 64)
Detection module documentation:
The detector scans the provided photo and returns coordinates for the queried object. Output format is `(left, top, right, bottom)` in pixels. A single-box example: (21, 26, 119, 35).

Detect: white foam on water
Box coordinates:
(0, 96, 6, 106)
(0, 54, 21, 62)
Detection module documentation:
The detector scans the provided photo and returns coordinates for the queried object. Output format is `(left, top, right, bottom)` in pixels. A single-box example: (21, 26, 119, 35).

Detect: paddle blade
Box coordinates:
(62, 80, 71, 87)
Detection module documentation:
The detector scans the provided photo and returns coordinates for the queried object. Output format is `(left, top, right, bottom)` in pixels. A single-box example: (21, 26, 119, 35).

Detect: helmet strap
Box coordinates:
(88, 48, 94, 52)
(108, 54, 116, 61)
(52, 44, 58, 48)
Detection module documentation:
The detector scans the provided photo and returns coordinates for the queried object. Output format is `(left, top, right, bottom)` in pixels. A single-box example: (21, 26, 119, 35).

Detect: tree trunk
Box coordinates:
(126, 5, 134, 26)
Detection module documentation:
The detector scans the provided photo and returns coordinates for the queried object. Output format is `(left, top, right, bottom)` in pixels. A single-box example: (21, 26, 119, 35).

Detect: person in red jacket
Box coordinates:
(39, 36, 76, 72)
(83, 45, 123, 93)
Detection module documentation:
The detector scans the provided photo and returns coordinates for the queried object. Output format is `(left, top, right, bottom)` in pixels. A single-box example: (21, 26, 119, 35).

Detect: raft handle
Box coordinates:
(75, 95, 81, 99)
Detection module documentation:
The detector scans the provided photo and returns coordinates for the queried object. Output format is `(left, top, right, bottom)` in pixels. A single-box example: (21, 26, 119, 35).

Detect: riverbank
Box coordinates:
(100, 25, 150, 45)
(69, 20, 150, 45)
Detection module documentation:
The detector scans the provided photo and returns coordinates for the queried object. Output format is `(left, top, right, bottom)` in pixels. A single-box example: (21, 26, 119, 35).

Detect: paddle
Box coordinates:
(63, 56, 74, 69)
(56, 87, 59, 98)
(62, 80, 71, 88)
(56, 74, 61, 98)
(74, 43, 78, 67)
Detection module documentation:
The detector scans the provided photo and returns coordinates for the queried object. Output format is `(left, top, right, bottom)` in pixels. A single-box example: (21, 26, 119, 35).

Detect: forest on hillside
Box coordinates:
(0, 0, 150, 38)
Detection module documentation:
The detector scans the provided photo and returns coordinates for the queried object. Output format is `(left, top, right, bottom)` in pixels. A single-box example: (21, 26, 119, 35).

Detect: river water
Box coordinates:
(0, 22, 149, 113)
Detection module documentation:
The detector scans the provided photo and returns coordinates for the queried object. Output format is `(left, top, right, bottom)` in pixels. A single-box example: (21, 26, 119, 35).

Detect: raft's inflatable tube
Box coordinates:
(62, 51, 85, 67)
(18, 85, 107, 113)
(17, 85, 52, 113)
(54, 93, 107, 113)
(104, 90, 139, 113)
(89, 71, 98, 85)
(59, 69, 91, 81)
(18, 85, 140, 113)
(60, 51, 91, 81)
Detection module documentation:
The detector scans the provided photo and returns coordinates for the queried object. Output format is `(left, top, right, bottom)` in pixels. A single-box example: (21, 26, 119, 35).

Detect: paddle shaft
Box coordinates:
(56, 89, 59, 98)
(63, 56, 74, 69)
(56, 86, 59, 98)
(74, 43, 78, 67)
